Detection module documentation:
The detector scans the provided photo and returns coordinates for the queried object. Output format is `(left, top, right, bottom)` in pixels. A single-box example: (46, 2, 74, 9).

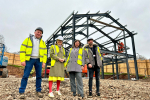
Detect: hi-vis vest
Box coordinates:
(65, 48, 83, 67)
(84, 47, 103, 60)
(20, 37, 47, 63)
(50, 45, 66, 66)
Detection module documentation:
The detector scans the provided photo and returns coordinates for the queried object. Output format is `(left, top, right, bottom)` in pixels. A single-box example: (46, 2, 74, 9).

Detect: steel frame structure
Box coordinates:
(45, 11, 139, 80)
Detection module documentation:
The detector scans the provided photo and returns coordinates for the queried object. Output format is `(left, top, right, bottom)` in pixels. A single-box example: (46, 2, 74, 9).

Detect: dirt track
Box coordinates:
(0, 66, 150, 100)
(0, 75, 150, 100)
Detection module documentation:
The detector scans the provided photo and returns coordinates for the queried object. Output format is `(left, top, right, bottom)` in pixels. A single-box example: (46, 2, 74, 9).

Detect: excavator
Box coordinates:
(0, 43, 8, 78)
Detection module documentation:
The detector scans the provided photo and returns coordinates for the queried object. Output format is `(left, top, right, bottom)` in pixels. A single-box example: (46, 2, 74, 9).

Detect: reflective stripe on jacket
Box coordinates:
(65, 48, 83, 67)
(20, 35, 47, 63)
(84, 47, 102, 60)
(50, 45, 65, 66)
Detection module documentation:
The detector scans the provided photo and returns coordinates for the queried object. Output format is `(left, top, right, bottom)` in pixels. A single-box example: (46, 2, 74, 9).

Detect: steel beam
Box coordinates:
(90, 18, 124, 31)
(101, 33, 137, 46)
(75, 13, 107, 17)
(107, 14, 133, 36)
(91, 24, 117, 43)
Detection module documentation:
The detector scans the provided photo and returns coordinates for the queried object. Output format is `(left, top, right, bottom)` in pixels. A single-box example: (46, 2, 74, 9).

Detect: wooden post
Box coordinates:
(13, 54, 15, 65)
(145, 60, 149, 77)
(106, 66, 107, 73)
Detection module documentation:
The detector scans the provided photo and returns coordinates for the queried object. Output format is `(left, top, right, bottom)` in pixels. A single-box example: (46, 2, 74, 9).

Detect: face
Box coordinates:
(57, 40, 63, 45)
(75, 41, 80, 48)
(34, 30, 42, 39)
(88, 39, 93, 45)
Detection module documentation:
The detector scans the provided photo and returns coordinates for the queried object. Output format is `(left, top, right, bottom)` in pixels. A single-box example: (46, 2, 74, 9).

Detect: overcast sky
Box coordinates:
(0, 0, 150, 58)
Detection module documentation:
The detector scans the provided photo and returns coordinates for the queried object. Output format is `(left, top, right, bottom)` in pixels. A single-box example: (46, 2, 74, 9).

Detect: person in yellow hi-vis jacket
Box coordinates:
(48, 36, 66, 98)
(19, 27, 47, 99)
(65, 40, 85, 99)
(83, 37, 103, 98)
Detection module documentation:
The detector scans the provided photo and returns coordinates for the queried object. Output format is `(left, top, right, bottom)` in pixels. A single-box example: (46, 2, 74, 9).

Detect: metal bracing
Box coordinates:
(45, 11, 139, 80)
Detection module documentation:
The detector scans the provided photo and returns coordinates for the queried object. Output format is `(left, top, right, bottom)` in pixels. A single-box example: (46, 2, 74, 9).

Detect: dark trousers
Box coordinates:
(19, 58, 42, 93)
(88, 67, 100, 93)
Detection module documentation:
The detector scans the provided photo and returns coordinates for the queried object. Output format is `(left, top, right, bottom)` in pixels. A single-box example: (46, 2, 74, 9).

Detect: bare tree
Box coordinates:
(0, 34, 9, 52)
(136, 53, 147, 60)
(128, 53, 147, 60)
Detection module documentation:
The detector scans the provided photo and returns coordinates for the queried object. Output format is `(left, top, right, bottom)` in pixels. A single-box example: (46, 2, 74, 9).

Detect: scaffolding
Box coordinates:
(45, 11, 139, 80)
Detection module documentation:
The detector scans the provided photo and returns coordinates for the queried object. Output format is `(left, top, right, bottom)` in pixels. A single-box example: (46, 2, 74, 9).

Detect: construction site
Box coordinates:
(1, 11, 150, 100)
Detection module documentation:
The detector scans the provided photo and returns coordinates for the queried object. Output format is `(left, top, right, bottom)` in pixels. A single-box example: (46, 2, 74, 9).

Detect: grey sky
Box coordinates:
(0, 0, 150, 58)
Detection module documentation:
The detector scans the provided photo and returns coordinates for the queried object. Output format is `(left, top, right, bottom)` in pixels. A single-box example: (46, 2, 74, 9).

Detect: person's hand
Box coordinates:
(42, 63, 45, 68)
(21, 62, 26, 66)
(88, 64, 92, 68)
(59, 58, 64, 63)
(81, 66, 84, 70)
(61, 59, 65, 62)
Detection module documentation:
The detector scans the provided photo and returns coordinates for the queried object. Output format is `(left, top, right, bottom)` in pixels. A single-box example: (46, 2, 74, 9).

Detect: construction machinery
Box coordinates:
(0, 43, 8, 78)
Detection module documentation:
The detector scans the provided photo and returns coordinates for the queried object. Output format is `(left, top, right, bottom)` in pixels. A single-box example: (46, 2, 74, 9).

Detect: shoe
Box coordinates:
(56, 90, 62, 95)
(73, 92, 76, 96)
(48, 92, 54, 98)
(19, 93, 25, 99)
(82, 96, 85, 99)
(96, 92, 100, 97)
(36, 92, 43, 98)
(78, 94, 84, 97)
(88, 92, 92, 98)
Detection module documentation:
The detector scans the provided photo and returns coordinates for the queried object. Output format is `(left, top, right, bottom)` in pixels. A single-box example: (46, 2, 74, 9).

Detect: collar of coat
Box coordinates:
(83, 43, 98, 49)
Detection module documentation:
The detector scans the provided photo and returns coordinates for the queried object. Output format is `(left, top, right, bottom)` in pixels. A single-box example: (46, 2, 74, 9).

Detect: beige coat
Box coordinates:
(49, 45, 66, 77)
(83, 43, 103, 68)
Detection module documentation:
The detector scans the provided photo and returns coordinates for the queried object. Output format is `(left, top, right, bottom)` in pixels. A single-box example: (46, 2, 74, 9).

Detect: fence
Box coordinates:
(104, 60, 150, 77)
(4, 52, 21, 66)
(3, 52, 150, 76)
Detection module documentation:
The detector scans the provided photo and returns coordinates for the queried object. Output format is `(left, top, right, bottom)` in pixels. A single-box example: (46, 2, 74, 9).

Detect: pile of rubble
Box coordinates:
(0, 75, 150, 100)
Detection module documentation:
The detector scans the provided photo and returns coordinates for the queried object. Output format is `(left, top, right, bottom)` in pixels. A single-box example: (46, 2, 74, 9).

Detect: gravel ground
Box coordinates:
(0, 75, 150, 100)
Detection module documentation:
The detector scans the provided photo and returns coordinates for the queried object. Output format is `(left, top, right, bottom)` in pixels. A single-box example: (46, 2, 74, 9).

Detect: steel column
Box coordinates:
(114, 43, 119, 79)
(53, 35, 55, 45)
(61, 26, 63, 36)
(44, 43, 49, 78)
(112, 57, 115, 79)
(123, 30, 130, 79)
(101, 61, 104, 79)
(131, 35, 139, 80)
(72, 14, 75, 45)
(87, 17, 89, 38)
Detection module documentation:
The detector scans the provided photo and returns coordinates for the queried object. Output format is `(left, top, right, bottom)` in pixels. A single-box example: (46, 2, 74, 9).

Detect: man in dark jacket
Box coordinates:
(83, 37, 103, 98)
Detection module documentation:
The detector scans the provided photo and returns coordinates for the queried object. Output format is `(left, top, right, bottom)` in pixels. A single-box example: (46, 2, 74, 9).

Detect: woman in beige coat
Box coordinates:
(48, 36, 66, 98)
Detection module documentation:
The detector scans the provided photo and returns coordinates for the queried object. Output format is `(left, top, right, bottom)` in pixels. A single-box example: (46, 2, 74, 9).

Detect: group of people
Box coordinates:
(19, 27, 103, 99)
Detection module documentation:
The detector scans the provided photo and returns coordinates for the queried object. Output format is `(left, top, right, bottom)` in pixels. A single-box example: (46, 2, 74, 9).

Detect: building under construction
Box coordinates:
(44, 11, 139, 80)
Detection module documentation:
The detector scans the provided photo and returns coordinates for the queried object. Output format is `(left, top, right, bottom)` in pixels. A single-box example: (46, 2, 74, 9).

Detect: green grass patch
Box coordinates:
(8, 64, 24, 69)
(100, 72, 115, 75)
(143, 77, 148, 79)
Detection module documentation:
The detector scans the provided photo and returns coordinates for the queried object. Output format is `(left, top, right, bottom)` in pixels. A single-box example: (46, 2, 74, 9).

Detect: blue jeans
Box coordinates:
(19, 58, 42, 93)
(88, 66, 100, 93)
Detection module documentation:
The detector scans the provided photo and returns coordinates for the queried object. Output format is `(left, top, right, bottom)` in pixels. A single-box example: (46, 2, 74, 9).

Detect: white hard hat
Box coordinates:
(87, 37, 93, 41)
(56, 36, 63, 41)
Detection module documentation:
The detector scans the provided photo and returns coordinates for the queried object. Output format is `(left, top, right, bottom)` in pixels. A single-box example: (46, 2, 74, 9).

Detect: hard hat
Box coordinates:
(35, 27, 43, 34)
(56, 36, 63, 41)
(87, 37, 93, 41)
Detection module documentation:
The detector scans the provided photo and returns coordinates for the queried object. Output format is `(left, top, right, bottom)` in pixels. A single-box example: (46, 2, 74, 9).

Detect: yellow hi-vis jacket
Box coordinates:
(85, 47, 103, 60)
(50, 45, 66, 66)
(20, 35, 47, 63)
(65, 48, 83, 67)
